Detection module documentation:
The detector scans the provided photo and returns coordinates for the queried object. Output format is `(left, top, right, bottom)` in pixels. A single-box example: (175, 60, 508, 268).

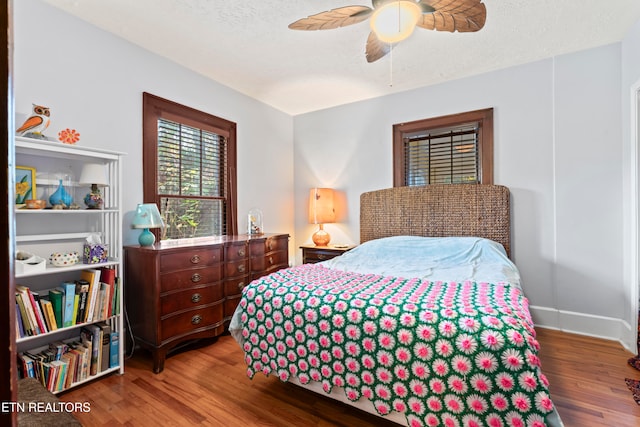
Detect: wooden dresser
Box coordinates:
(124, 233, 289, 373)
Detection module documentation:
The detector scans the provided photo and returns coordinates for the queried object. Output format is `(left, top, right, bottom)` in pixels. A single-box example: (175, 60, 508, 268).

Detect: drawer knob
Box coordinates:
(237, 281, 245, 291)
(191, 293, 202, 303)
(190, 255, 201, 264)
(317, 254, 328, 260)
(268, 241, 274, 250)
(191, 314, 202, 325)
(191, 273, 202, 283)
(238, 264, 246, 273)
(269, 256, 274, 265)
(238, 248, 246, 257)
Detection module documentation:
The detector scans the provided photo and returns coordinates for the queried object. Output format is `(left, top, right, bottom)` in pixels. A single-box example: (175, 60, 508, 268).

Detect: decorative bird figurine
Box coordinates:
(16, 104, 50, 138)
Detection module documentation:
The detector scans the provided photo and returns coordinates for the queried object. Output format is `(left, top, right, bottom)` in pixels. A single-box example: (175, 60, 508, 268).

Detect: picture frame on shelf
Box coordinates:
(15, 165, 36, 206)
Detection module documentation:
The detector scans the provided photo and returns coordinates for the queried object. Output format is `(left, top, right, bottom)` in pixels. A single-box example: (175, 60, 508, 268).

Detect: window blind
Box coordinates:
(157, 118, 228, 238)
(404, 124, 479, 186)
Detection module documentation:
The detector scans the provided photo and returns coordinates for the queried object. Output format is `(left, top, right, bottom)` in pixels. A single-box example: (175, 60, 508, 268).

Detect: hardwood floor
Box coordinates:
(58, 328, 640, 426)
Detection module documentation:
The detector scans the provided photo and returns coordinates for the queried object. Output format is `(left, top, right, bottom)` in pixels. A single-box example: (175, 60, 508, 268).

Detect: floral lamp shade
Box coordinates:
(132, 203, 165, 246)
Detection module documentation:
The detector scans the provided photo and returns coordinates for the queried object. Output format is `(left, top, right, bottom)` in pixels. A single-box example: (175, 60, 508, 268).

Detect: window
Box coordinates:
(393, 108, 493, 186)
(142, 92, 237, 240)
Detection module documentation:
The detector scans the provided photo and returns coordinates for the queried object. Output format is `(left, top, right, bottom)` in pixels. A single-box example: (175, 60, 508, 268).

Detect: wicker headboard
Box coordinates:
(360, 184, 511, 257)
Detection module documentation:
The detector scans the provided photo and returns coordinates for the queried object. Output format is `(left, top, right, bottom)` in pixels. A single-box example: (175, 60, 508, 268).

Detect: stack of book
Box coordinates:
(15, 267, 120, 338)
(17, 322, 119, 392)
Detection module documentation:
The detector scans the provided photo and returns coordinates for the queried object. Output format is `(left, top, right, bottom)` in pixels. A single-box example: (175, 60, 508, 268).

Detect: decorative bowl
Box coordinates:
(25, 199, 46, 209)
(49, 251, 79, 267)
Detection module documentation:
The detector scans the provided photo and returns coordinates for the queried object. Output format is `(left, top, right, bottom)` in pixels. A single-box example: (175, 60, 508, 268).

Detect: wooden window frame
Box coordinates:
(393, 108, 494, 187)
(142, 92, 238, 237)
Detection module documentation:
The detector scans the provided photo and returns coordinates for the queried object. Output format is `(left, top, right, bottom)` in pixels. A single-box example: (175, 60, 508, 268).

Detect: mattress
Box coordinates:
(230, 236, 563, 426)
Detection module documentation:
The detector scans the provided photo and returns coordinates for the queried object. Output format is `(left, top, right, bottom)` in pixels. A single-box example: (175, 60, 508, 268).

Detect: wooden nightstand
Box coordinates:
(300, 244, 355, 264)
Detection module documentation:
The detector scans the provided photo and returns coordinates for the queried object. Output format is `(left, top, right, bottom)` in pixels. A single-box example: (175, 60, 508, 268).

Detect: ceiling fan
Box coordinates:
(289, 0, 486, 63)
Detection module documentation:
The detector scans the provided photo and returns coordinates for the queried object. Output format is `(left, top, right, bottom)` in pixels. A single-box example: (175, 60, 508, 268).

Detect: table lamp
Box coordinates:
(79, 163, 108, 209)
(132, 203, 165, 246)
(308, 187, 336, 246)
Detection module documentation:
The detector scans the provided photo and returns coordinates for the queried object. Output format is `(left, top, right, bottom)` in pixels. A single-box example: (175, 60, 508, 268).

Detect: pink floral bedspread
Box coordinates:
(237, 264, 554, 427)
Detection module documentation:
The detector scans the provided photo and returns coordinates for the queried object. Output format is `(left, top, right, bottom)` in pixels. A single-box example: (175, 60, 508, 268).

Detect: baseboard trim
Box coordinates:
(529, 305, 635, 354)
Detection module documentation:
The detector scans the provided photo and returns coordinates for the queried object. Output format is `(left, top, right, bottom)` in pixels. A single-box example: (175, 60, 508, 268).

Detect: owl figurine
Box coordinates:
(16, 104, 50, 138)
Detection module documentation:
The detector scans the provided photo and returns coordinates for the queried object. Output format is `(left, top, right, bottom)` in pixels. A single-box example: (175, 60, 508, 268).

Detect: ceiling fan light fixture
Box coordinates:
(370, 1, 422, 44)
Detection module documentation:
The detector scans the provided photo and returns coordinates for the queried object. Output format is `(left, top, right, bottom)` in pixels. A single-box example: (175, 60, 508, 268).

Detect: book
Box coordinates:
(71, 295, 79, 326)
(98, 323, 111, 372)
(100, 282, 112, 320)
(113, 278, 120, 316)
(94, 285, 105, 321)
(81, 325, 101, 376)
(100, 267, 116, 316)
(50, 359, 67, 392)
(68, 341, 89, 382)
(39, 298, 57, 331)
(46, 361, 59, 392)
(60, 352, 76, 390)
(78, 335, 92, 381)
(109, 331, 119, 368)
(29, 291, 49, 334)
(61, 281, 76, 327)
(76, 344, 90, 381)
(48, 288, 64, 329)
(15, 294, 32, 336)
(16, 285, 41, 335)
(15, 302, 25, 338)
(48, 341, 68, 360)
(80, 269, 101, 323)
(18, 353, 36, 378)
(74, 279, 90, 324)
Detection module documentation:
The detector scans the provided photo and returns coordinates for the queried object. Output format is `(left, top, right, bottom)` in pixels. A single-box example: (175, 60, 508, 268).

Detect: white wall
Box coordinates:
(293, 44, 627, 345)
(621, 18, 640, 351)
(17, 0, 639, 348)
(14, 1, 295, 256)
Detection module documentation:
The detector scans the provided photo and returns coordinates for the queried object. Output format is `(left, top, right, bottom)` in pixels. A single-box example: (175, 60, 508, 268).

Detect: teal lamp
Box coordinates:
(132, 203, 164, 246)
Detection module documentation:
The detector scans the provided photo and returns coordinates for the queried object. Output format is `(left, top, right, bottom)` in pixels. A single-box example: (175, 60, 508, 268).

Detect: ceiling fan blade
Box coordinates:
(365, 32, 392, 63)
(289, 6, 373, 31)
(371, 0, 393, 8)
(417, 0, 486, 32)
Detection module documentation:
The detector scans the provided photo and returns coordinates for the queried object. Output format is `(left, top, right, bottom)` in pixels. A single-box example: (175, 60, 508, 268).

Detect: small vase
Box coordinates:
(49, 179, 73, 207)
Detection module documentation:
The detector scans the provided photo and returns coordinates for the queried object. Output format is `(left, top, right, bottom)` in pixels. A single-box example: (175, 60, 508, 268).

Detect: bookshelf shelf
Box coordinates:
(15, 314, 120, 344)
(15, 260, 120, 279)
(14, 136, 125, 393)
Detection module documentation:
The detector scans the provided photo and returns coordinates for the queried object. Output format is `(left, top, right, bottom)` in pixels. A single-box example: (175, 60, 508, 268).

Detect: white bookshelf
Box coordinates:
(14, 135, 125, 393)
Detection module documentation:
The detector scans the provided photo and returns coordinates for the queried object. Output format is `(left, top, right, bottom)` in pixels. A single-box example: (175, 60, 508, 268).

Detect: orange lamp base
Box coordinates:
(312, 224, 331, 246)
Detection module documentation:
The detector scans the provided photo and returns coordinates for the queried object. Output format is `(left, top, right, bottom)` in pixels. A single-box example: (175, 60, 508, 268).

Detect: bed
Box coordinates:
(230, 184, 563, 427)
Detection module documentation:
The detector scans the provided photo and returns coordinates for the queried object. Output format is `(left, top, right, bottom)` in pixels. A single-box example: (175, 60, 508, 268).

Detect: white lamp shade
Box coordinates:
(132, 203, 165, 229)
(79, 163, 109, 187)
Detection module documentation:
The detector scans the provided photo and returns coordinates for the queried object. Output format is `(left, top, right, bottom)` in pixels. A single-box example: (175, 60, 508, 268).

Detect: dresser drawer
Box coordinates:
(250, 235, 288, 256)
(251, 250, 288, 272)
(160, 247, 222, 272)
(224, 276, 248, 297)
(160, 283, 224, 316)
(160, 265, 223, 293)
(225, 259, 248, 277)
(225, 242, 248, 262)
(160, 302, 224, 342)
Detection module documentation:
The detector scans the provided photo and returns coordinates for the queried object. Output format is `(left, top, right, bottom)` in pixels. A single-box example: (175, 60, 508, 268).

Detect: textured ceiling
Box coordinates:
(43, 0, 640, 115)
